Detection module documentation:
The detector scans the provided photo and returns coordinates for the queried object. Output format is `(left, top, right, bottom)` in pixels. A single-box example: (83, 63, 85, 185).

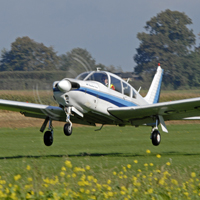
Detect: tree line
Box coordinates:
(0, 9, 200, 90)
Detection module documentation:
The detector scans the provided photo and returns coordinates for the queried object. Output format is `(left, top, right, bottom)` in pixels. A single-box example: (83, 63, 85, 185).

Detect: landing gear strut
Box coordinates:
(64, 107, 73, 136)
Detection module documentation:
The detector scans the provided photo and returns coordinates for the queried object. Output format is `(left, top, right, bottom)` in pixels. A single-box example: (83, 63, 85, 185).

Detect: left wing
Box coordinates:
(108, 97, 200, 125)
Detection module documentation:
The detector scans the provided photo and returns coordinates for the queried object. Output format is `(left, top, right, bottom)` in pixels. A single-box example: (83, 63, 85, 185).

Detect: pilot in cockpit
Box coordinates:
(101, 75, 108, 87)
(101, 74, 115, 90)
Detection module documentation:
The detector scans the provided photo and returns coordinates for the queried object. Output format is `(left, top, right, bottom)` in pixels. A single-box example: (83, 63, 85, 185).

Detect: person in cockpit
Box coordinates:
(101, 75, 108, 87)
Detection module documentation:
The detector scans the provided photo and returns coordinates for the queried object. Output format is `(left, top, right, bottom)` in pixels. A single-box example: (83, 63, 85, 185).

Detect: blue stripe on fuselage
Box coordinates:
(77, 87, 137, 107)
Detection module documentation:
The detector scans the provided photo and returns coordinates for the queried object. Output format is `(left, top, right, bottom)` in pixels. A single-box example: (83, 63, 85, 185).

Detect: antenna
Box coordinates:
(138, 86, 141, 93)
(97, 67, 101, 71)
(127, 78, 130, 83)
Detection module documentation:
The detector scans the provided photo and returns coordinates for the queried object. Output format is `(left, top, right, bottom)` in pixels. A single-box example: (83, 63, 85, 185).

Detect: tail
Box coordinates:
(144, 64, 164, 104)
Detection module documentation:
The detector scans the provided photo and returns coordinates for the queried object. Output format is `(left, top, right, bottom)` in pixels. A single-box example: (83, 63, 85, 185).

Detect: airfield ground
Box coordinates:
(1, 90, 200, 198)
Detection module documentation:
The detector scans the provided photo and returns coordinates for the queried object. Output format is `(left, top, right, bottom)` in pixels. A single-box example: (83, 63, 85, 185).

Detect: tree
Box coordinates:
(59, 48, 106, 76)
(134, 9, 196, 89)
(0, 36, 59, 71)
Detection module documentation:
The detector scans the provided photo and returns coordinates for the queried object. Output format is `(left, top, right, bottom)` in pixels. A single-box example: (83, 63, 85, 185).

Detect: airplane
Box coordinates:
(0, 63, 200, 147)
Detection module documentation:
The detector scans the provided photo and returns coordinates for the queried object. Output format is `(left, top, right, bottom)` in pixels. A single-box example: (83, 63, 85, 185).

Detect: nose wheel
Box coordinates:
(64, 123, 72, 136)
(64, 107, 73, 136)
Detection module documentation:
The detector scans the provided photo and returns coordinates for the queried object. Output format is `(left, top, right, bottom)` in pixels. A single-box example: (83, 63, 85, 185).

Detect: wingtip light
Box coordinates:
(158, 63, 160, 66)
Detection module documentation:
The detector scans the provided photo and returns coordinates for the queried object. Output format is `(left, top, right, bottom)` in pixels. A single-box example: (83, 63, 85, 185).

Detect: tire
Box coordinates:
(151, 130, 161, 146)
(43, 131, 53, 146)
(64, 123, 72, 136)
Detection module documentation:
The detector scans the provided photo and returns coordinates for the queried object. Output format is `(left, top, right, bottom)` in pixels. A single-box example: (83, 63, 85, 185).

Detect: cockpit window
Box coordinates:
(86, 72, 108, 87)
(123, 82, 131, 97)
(75, 72, 91, 80)
(110, 76, 122, 93)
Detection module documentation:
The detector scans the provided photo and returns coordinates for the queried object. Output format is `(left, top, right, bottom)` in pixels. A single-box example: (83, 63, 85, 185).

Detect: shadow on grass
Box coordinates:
(1, 151, 200, 160)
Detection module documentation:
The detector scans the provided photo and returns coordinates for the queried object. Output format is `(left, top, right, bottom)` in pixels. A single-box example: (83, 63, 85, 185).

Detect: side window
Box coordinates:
(132, 89, 136, 98)
(110, 76, 122, 93)
(123, 82, 131, 97)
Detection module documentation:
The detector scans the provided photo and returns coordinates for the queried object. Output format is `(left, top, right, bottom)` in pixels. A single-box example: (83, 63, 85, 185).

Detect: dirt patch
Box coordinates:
(0, 111, 199, 129)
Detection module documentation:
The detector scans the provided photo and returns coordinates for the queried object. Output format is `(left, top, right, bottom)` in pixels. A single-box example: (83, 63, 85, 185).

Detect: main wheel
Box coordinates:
(43, 131, 53, 146)
(64, 123, 72, 136)
(151, 130, 161, 146)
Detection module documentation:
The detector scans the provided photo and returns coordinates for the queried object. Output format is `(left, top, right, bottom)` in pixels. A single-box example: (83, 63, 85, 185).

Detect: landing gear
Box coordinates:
(41, 118, 54, 146)
(64, 107, 73, 136)
(150, 118, 161, 146)
(43, 131, 53, 146)
(64, 123, 72, 136)
(151, 129, 161, 146)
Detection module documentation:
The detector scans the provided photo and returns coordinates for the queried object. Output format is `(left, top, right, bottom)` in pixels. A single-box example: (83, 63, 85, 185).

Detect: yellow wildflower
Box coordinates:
(26, 165, 31, 170)
(148, 188, 153, 194)
(144, 163, 148, 167)
(14, 174, 21, 181)
(39, 191, 44, 196)
(166, 162, 171, 166)
(146, 149, 151, 154)
(156, 154, 161, 158)
(171, 179, 178, 185)
(60, 172, 65, 177)
(113, 171, 117, 175)
(127, 164, 131, 168)
(61, 166, 66, 171)
(134, 160, 138, 164)
(191, 172, 196, 178)
(65, 160, 72, 168)
(149, 163, 154, 166)
(107, 179, 111, 184)
(85, 165, 91, 170)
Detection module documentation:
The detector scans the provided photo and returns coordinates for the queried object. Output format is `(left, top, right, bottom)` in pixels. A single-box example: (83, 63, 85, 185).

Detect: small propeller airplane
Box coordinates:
(0, 63, 200, 146)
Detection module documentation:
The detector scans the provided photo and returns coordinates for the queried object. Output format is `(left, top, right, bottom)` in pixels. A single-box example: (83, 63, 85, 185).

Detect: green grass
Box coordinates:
(1, 124, 200, 173)
(1, 124, 200, 199)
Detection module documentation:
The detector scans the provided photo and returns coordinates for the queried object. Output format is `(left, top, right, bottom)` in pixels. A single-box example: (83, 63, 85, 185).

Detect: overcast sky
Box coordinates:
(0, 0, 200, 71)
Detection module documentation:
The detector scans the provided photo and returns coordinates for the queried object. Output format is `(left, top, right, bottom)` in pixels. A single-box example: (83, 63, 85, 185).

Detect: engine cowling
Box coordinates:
(57, 79, 72, 92)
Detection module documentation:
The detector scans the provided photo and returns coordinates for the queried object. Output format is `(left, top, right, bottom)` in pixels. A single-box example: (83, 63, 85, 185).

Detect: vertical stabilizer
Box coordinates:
(144, 64, 164, 104)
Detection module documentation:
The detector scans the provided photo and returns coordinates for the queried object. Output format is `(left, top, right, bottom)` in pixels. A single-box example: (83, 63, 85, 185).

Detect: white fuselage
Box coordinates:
(53, 71, 149, 125)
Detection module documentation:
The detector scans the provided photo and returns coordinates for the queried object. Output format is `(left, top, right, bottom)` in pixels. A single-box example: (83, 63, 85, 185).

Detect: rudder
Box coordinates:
(144, 64, 164, 104)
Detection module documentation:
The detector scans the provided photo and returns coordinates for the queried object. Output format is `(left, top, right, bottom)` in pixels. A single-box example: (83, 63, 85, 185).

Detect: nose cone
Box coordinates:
(57, 79, 72, 92)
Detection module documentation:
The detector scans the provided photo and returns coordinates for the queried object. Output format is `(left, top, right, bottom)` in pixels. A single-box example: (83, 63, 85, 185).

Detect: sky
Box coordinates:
(0, 0, 200, 72)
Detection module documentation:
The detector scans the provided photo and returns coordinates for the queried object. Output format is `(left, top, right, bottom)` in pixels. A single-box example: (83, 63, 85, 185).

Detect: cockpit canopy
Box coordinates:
(75, 71, 136, 98)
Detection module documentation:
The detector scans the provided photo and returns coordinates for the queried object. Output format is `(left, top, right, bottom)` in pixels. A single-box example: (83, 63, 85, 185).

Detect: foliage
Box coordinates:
(59, 48, 106, 75)
(0, 36, 59, 71)
(1, 158, 200, 199)
(134, 9, 196, 89)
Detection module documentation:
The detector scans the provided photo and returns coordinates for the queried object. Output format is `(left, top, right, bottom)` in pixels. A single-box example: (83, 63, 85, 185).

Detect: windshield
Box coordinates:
(86, 72, 108, 86)
(75, 72, 91, 80)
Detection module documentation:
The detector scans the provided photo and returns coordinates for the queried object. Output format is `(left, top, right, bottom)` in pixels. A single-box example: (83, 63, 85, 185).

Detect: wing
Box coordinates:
(108, 97, 200, 126)
(0, 99, 66, 121)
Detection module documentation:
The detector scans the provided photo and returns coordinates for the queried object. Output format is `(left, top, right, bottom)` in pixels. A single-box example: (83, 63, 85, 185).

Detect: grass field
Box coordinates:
(1, 124, 200, 199)
(1, 90, 200, 198)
